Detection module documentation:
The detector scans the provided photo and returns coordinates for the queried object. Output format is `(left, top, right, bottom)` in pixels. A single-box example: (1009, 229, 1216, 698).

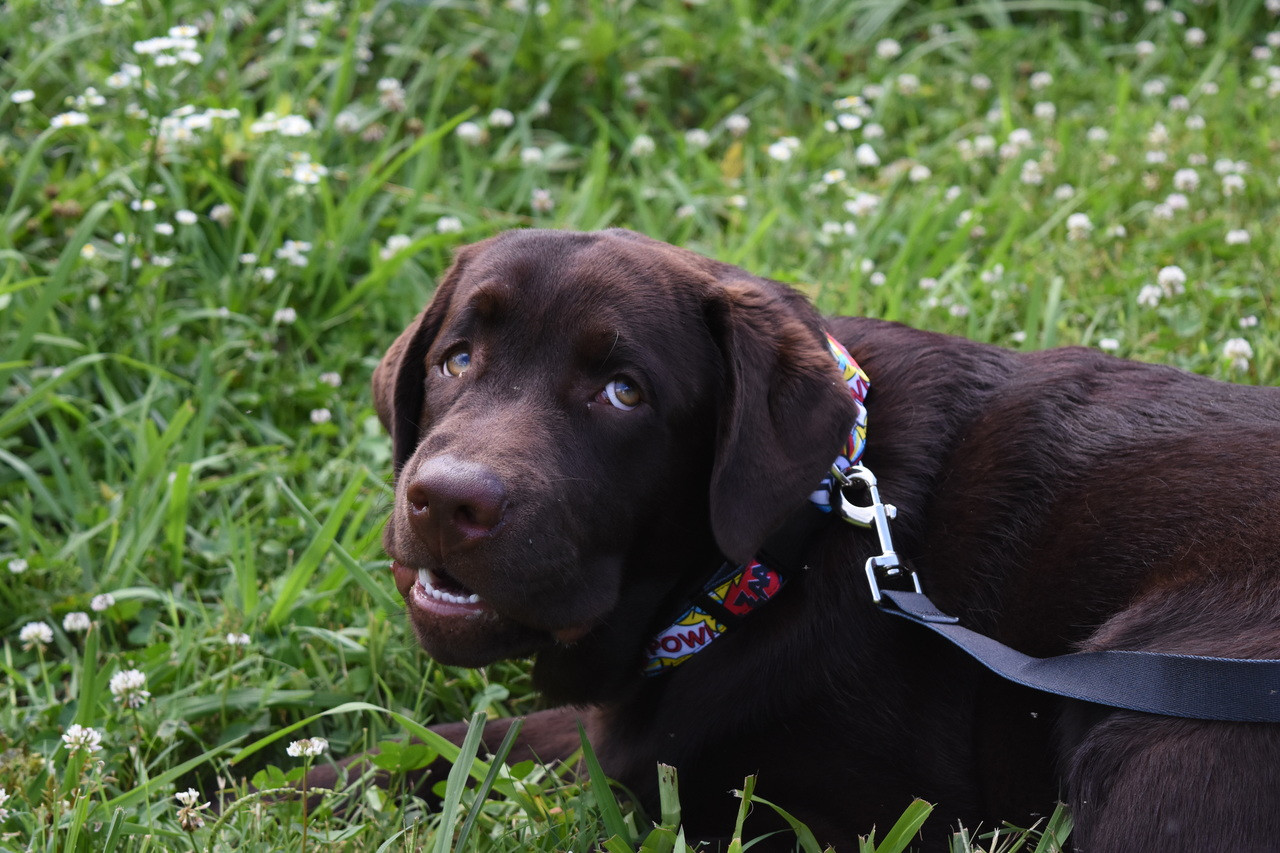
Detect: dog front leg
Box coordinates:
(303, 705, 591, 807)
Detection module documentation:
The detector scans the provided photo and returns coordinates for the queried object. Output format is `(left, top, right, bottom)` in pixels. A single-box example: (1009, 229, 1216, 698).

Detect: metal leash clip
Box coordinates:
(831, 464, 921, 604)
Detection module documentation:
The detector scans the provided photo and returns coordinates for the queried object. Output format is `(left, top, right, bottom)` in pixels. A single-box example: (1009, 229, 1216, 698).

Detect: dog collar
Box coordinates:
(642, 334, 870, 676)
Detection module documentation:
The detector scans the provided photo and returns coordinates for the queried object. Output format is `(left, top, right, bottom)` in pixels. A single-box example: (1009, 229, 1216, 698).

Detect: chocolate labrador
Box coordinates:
(365, 228, 1280, 850)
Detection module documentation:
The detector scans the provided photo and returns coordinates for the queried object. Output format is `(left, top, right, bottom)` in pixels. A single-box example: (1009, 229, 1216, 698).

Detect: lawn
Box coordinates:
(1, 0, 1277, 849)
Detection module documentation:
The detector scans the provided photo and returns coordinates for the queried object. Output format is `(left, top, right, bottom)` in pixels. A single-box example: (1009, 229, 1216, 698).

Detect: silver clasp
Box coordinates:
(832, 464, 921, 604)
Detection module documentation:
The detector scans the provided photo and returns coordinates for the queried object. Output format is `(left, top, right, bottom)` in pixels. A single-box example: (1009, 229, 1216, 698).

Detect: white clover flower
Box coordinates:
(11, 89, 35, 104)
(1033, 101, 1056, 121)
(275, 240, 312, 267)
(1226, 228, 1251, 245)
(726, 194, 747, 210)
(208, 204, 234, 227)
(436, 216, 463, 234)
(767, 139, 794, 162)
(0, 787, 10, 821)
(9, 558, 28, 573)
(319, 372, 341, 387)
(1240, 315, 1259, 329)
(835, 112, 862, 130)
(1223, 337, 1253, 371)
(50, 111, 90, 128)
(1066, 213, 1093, 241)
(286, 737, 329, 758)
(1185, 27, 1206, 47)
(531, 187, 554, 213)
(875, 38, 902, 60)
(1142, 79, 1167, 98)
(1086, 126, 1109, 143)
(520, 146, 544, 166)
(376, 77, 406, 110)
(174, 209, 198, 226)
(1222, 173, 1246, 196)
(174, 788, 210, 831)
(908, 163, 931, 182)
(1098, 338, 1121, 352)
(226, 632, 251, 646)
(970, 73, 993, 91)
(455, 121, 485, 145)
(488, 108, 515, 128)
(109, 668, 151, 708)
(62, 612, 91, 633)
(724, 113, 750, 137)
(1164, 193, 1189, 212)
(1157, 265, 1187, 295)
(91, 593, 116, 611)
(174, 786, 206, 804)
(684, 128, 710, 149)
(854, 143, 880, 167)
(19, 622, 53, 649)
(381, 234, 413, 260)
(843, 192, 881, 218)
(896, 73, 920, 95)
(1054, 184, 1075, 200)
(334, 109, 361, 134)
(629, 134, 656, 157)
(1135, 40, 1156, 59)
(1137, 284, 1163, 307)
(1169, 94, 1191, 111)
(1019, 159, 1044, 185)
(283, 159, 328, 185)
(309, 408, 332, 425)
(1030, 71, 1053, 90)
(154, 222, 175, 236)
(1172, 168, 1200, 191)
(273, 307, 298, 324)
(62, 724, 104, 754)
(863, 122, 885, 139)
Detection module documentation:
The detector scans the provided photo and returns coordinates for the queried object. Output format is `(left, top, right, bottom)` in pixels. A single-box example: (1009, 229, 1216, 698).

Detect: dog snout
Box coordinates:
(406, 457, 508, 556)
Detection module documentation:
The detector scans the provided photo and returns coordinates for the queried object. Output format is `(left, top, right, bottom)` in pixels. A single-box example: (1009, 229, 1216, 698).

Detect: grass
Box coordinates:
(1, 0, 1277, 849)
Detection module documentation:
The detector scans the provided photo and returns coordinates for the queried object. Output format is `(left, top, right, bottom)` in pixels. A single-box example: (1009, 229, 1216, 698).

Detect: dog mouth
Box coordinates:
(392, 560, 490, 614)
(416, 565, 483, 606)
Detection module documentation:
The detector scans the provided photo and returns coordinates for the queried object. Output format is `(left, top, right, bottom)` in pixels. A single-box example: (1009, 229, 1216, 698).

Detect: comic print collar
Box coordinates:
(641, 333, 870, 676)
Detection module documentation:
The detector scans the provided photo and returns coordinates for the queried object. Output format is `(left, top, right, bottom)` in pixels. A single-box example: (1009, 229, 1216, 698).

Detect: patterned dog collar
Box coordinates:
(642, 334, 871, 676)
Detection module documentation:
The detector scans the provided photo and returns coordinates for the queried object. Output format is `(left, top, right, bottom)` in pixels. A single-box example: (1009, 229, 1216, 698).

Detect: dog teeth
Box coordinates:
(417, 568, 482, 605)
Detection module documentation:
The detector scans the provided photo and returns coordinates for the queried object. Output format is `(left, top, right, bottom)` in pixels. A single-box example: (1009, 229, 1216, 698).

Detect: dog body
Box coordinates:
(372, 229, 1280, 850)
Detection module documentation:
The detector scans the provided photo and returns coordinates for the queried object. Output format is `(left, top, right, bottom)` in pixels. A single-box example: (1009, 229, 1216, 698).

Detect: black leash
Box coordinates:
(880, 589, 1280, 723)
(836, 465, 1280, 723)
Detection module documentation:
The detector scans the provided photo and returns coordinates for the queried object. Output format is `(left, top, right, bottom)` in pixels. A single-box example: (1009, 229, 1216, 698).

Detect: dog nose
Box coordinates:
(405, 458, 508, 555)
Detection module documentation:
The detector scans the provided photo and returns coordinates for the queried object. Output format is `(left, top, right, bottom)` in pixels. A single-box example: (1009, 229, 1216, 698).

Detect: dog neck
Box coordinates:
(641, 334, 871, 676)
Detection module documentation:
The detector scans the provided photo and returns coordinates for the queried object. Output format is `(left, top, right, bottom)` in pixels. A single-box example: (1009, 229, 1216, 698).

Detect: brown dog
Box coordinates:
(368, 228, 1280, 850)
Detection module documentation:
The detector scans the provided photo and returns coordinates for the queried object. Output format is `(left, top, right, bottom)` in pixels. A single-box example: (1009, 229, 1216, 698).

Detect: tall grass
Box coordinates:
(1, 0, 1277, 849)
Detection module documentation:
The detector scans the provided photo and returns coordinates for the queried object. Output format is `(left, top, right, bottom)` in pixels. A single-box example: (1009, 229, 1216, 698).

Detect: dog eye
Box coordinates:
(441, 348, 471, 377)
(601, 377, 642, 410)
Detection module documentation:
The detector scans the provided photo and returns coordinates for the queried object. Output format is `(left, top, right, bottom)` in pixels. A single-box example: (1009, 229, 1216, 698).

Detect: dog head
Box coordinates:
(374, 229, 855, 697)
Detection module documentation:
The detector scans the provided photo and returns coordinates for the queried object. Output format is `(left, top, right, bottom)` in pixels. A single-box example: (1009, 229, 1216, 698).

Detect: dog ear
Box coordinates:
(705, 279, 857, 565)
(371, 246, 474, 475)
